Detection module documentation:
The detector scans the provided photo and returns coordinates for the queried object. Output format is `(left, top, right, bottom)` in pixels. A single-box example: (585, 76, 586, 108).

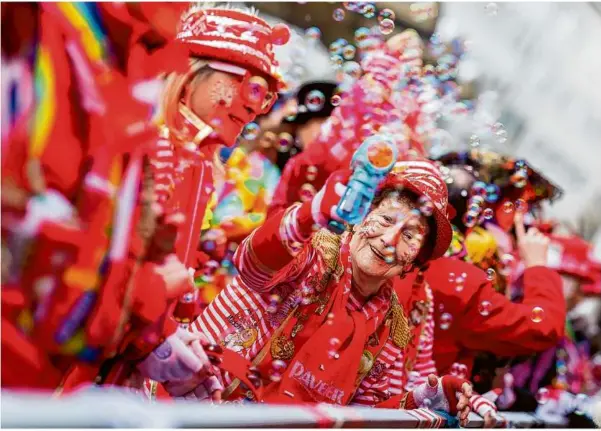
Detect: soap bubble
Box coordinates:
(440, 313, 453, 330)
(333, 8, 345, 21)
(379, 18, 395, 35)
(306, 165, 318, 181)
(269, 359, 287, 382)
(329, 41, 343, 56)
(277, 132, 294, 153)
(330, 54, 344, 68)
(242, 122, 260, 140)
(483, 208, 494, 219)
(305, 26, 322, 40)
(354, 27, 370, 44)
(378, 8, 395, 22)
(342, 44, 356, 60)
(299, 183, 317, 202)
(362, 4, 376, 18)
(531, 306, 544, 323)
(326, 312, 335, 325)
(515, 198, 527, 213)
(485, 184, 500, 203)
(410, 2, 435, 22)
(502, 202, 514, 213)
(536, 387, 549, 405)
(384, 245, 396, 264)
(478, 300, 492, 316)
(331, 94, 342, 106)
(342, 61, 362, 79)
(486, 268, 496, 281)
(305, 90, 325, 111)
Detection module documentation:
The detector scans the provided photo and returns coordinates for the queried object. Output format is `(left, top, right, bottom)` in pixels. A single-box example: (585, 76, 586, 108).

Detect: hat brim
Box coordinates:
(182, 41, 282, 88)
(401, 181, 453, 261)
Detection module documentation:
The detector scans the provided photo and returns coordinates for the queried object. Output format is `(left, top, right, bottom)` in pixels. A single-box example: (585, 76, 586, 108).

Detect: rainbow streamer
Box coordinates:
(30, 46, 55, 159)
(55, 2, 110, 63)
(30, 2, 111, 159)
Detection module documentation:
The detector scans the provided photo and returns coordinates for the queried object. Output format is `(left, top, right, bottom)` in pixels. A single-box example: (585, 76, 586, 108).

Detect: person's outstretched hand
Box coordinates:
(410, 374, 473, 427)
(137, 328, 212, 382)
(514, 212, 550, 268)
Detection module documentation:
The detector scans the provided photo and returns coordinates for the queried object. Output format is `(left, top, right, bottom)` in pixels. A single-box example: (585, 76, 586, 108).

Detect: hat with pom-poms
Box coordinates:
(176, 4, 290, 86)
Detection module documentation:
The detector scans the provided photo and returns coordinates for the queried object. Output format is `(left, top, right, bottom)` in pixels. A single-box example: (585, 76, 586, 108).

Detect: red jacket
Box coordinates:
(1, 6, 175, 391)
(401, 257, 565, 376)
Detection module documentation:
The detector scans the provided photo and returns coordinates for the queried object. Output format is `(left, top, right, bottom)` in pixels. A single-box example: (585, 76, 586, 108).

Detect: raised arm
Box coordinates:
(235, 169, 352, 293)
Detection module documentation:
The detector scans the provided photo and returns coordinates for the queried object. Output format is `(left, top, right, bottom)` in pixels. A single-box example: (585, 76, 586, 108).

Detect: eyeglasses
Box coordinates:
(208, 61, 276, 114)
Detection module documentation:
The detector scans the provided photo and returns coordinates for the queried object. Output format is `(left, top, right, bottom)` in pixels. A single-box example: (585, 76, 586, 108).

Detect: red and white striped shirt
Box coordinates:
(191, 227, 438, 405)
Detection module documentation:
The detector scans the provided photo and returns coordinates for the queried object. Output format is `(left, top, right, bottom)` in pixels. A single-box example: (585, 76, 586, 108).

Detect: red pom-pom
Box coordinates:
(271, 23, 290, 46)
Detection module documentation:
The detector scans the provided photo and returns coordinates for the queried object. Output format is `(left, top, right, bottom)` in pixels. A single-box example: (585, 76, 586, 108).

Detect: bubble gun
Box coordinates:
(328, 134, 398, 234)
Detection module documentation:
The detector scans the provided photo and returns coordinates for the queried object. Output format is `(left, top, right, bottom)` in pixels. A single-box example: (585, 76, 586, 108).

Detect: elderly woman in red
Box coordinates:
(174, 157, 474, 425)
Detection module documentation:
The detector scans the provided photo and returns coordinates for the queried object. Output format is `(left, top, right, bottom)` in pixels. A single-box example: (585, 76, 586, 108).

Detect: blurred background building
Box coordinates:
(251, 2, 601, 253)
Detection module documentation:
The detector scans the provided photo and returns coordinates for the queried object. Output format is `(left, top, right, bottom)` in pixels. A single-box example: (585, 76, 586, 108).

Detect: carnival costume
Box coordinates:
(1, 2, 195, 391)
(182, 157, 464, 409)
(424, 150, 566, 395)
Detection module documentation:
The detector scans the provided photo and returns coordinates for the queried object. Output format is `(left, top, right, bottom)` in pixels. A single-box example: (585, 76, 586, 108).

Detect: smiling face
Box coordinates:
(186, 68, 273, 147)
(349, 191, 429, 298)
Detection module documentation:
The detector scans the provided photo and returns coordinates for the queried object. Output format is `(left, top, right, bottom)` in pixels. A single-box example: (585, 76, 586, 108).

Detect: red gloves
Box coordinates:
(295, 169, 352, 236)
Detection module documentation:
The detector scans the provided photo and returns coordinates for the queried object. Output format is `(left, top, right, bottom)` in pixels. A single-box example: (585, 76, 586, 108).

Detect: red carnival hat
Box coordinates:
(175, 5, 290, 86)
(379, 157, 453, 261)
(546, 234, 595, 283)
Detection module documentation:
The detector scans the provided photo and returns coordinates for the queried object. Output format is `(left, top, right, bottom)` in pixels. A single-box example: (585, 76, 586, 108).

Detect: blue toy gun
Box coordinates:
(328, 134, 398, 234)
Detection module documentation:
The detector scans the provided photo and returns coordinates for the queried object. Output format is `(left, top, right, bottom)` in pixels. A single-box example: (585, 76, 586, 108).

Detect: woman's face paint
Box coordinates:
(350, 194, 429, 296)
(186, 69, 275, 147)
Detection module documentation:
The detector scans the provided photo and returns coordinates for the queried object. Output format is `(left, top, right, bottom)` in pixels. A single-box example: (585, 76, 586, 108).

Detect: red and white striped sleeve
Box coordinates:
(469, 393, 498, 417)
(232, 230, 278, 294)
(148, 135, 176, 211)
(350, 342, 405, 407)
(233, 203, 313, 293)
(411, 296, 437, 386)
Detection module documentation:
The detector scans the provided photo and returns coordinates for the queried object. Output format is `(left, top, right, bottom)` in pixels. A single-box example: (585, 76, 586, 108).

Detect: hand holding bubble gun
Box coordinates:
(328, 134, 398, 234)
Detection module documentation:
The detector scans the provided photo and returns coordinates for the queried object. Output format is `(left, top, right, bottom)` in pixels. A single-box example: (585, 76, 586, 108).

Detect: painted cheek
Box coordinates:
(209, 79, 239, 109)
(395, 244, 418, 266)
(357, 219, 379, 238)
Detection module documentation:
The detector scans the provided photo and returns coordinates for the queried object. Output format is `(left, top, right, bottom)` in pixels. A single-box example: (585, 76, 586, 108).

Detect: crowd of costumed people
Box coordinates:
(1, 2, 600, 428)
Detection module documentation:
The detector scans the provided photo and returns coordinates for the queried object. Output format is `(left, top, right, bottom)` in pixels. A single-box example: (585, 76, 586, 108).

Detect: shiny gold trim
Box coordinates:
(311, 229, 344, 280)
(270, 335, 295, 360)
(222, 307, 298, 400)
(390, 292, 410, 349)
(358, 350, 375, 376)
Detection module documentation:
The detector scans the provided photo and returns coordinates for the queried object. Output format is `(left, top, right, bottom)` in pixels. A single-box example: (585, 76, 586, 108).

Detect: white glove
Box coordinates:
(137, 328, 211, 382)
